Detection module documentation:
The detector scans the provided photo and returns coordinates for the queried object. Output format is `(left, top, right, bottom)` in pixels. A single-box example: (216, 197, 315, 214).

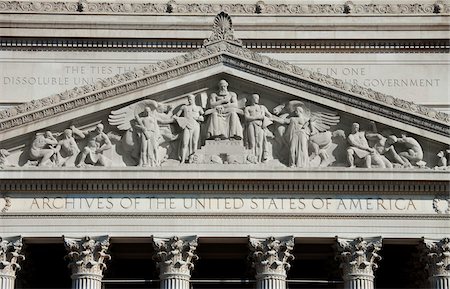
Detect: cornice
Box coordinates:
(0, 0, 448, 15)
(0, 41, 448, 141)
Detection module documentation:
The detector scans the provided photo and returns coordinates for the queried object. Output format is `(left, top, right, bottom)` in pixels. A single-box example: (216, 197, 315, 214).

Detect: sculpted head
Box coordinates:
(251, 94, 260, 105)
(64, 129, 73, 138)
(351, 123, 360, 133)
(187, 94, 196, 105)
(145, 106, 153, 115)
(218, 79, 229, 91)
(96, 123, 104, 133)
(295, 106, 304, 116)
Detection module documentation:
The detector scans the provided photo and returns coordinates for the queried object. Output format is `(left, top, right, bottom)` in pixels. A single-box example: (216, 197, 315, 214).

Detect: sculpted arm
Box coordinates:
(196, 106, 205, 121)
(45, 132, 58, 146)
(348, 133, 371, 151)
(97, 133, 112, 153)
(209, 93, 226, 107)
(70, 125, 88, 139)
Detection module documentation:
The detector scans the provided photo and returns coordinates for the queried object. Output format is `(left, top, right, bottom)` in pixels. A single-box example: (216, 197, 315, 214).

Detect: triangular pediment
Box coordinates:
(0, 13, 448, 172)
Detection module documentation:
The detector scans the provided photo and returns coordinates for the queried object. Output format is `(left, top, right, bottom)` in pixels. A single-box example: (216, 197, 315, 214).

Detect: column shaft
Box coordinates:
(430, 276, 450, 289)
(257, 276, 286, 289)
(0, 276, 15, 289)
(160, 276, 190, 289)
(71, 274, 103, 289)
(346, 278, 374, 289)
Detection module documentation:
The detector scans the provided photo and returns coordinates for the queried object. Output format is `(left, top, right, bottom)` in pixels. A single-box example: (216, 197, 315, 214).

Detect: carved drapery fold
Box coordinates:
(248, 236, 295, 289)
(422, 237, 450, 289)
(153, 236, 198, 289)
(64, 236, 111, 289)
(335, 236, 382, 289)
(0, 236, 24, 289)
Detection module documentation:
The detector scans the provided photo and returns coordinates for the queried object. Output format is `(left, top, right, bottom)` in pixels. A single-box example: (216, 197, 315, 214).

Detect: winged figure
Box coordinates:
(108, 99, 177, 166)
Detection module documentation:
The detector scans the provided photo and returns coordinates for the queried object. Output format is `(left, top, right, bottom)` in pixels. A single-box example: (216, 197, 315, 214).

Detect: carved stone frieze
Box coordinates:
(248, 236, 295, 279)
(64, 235, 111, 278)
(421, 238, 450, 279)
(335, 236, 382, 282)
(0, 1, 447, 15)
(0, 236, 24, 279)
(152, 236, 198, 280)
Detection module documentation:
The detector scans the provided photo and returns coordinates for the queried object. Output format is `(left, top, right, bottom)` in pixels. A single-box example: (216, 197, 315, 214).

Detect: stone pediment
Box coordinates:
(0, 13, 449, 175)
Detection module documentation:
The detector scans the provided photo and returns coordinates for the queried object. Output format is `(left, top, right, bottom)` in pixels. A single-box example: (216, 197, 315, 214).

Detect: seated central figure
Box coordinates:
(206, 79, 243, 140)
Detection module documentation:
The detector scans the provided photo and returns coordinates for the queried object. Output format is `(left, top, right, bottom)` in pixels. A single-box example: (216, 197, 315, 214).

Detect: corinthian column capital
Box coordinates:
(64, 235, 111, 278)
(421, 237, 450, 288)
(335, 236, 382, 285)
(152, 236, 198, 280)
(248, 236, 295, 280)
(0, 236, 24, 278)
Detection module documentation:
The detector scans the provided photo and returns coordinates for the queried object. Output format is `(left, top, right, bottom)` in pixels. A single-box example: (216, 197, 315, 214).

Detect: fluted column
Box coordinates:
(64, 236, 111, 289)
(422, 237, 450, 289)
(336, 237, 382, 289)
(0, 236, 24, 289)
(152, 236, 198, 289)
(248, 236, 295, 289)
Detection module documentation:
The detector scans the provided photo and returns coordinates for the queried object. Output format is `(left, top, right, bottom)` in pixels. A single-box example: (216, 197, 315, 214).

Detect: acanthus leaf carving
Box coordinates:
(0, 236, 24, 278)
(152, 236, 199, 279)
(63, 235, 111, 277)
(335, 236, 382, 281)
(421, 237, 450, 279)
(248, 236, 295, 279)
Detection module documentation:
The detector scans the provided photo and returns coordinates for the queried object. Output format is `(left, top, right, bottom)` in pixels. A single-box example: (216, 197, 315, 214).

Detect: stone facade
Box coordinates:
(0, 1, 449, 288)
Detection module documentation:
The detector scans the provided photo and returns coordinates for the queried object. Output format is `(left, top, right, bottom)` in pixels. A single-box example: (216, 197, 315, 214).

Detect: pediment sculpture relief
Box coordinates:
(1, 78, 446, 170)
(0, 13, 448, 170)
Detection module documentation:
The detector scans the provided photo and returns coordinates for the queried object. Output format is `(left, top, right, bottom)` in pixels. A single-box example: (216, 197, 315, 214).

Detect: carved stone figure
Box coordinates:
(365, 122, 406, 168)
(244, 94, 273, 163)
(135, 106, 162, 167)
(108, 99, 177, 166)
(55, 128, 80, 167)
(205, 79, 243, 140)
(71, 123, 112, 167)
(273, 101, 341, 168)
(347, 123, 377, 168)
(283, 103, 311, 168)
(435, 150, 450, 170)
(29, 131, 58, 167)
(437, 150, 448, 167)
(174, 94, 204, 163)
(0, 149, 14, 168)
(396, 133, 426, 167)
